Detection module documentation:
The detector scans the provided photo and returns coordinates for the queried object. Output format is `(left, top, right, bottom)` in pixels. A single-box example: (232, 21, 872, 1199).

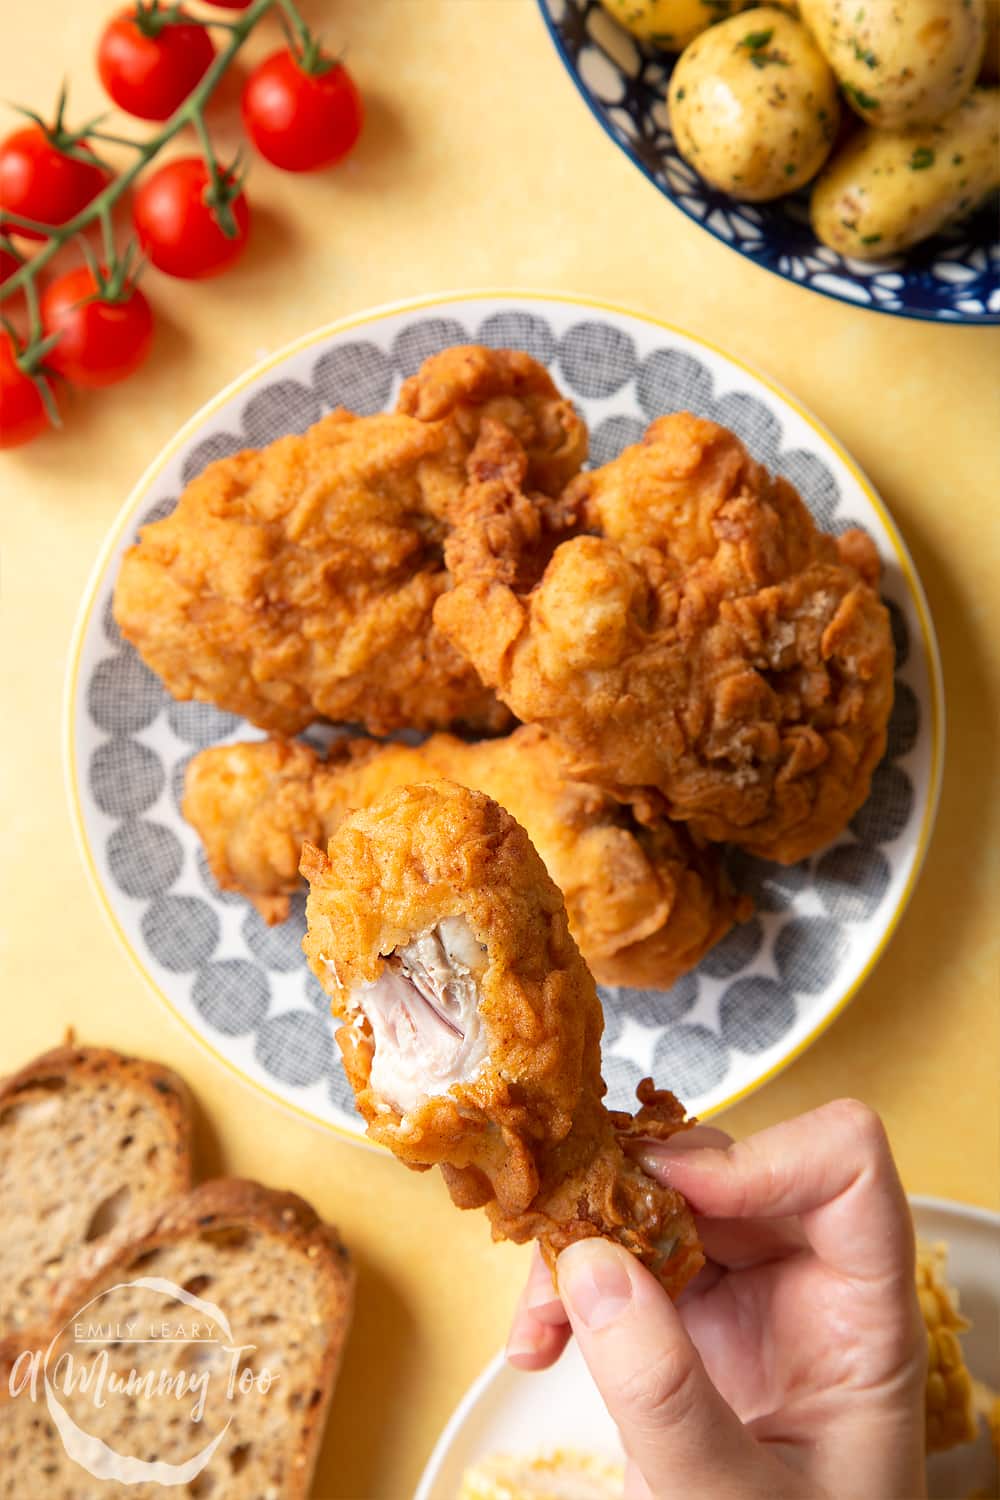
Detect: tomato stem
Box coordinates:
(23, 266, 42, 340)
(2, 210, 66, 235)
(192, 109, 240, 240)
(0, 233, 23, 266)
(98, 204, 116, 267)
(276, 0, 311, 57)
(86, 130, 153, 152)
(10, 100, 113, 169)
(3, 320, 63, 426)
(133, 1, 196, 40)
(274, 0, 334, 76)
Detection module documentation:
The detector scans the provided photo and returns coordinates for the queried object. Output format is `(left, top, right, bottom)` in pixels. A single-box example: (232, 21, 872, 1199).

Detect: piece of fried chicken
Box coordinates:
(183, 727, 747, 987)
(301, 782, 704, 1297)
(436, 415, 895, 864)
(113, 346, 586, 738)
(395, 343, 587, 498)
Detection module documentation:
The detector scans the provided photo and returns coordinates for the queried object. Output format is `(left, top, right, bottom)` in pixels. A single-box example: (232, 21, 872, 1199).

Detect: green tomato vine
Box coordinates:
(0, 0, 324, 421)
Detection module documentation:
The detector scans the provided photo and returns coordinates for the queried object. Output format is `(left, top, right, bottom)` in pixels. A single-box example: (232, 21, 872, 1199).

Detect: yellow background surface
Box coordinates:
(1, 4, 998, 1497)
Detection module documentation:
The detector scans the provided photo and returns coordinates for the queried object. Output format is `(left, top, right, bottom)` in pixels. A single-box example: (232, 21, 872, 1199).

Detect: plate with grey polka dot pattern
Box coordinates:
(66, 295, 943, 1144)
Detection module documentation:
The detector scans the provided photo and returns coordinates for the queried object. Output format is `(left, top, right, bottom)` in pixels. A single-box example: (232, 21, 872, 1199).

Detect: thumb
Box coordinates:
(556, 1239, 789, 1500)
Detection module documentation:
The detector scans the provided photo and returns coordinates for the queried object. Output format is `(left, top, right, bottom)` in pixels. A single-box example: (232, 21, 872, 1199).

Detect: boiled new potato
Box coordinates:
(599, 0, 749, 50)
(798, 0, 986, 128)
(811, 88, 1000, 258)
(981, 0, 1000, 82)
(668, 7, 840, 200)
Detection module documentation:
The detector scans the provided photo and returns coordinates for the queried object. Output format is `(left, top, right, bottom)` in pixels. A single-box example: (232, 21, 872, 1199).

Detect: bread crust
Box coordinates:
(0, 1044, 194, 1189)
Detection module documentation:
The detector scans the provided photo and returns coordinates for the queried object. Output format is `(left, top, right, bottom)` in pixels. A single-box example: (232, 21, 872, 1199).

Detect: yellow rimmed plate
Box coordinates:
(64, 291, 943, 1144)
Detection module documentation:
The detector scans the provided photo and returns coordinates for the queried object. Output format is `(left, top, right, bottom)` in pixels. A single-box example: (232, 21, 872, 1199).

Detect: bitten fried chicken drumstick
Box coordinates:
(301, 782, 704, 1297)
(113, 346, 586, 738)
(436, 414, 895, 864)
(184, 727, 748, 987)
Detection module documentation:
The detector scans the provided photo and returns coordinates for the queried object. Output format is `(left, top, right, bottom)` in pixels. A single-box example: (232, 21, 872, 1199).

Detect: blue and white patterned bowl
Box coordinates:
(65, 294, 943, 1145)
(539, 0, 1000, 323)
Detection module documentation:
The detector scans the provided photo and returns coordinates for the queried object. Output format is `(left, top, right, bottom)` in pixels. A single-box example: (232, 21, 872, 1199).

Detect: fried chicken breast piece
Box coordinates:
(436, 415, 895, 864)
(183, 727, 747, 987)
(113, 347, 586, 738)
(301, 782, 704, 1297)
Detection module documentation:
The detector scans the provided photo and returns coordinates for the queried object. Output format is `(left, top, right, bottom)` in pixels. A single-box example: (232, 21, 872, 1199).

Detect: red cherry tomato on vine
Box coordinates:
(97, 8, 216, 122)
(241, 51, 363, 172)
(132, 156, 250, 279)
(202, 0, 252, 7)
(0, 127, 109, 240)
(41, 265, 154, 389)
(0, 332, 56, 449)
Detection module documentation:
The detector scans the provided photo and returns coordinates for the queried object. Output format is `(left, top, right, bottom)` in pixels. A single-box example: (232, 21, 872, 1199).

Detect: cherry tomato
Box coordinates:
(97, 7, 216, 122)
(0, 332, 55, 449)
(41, 265, 154, 389)
(202, 0, 252, 7)
(0, 126, 109, 241)
(132, 156, 250, 279)
(241, 51, 363, 172)
(0, 244, 21, 284)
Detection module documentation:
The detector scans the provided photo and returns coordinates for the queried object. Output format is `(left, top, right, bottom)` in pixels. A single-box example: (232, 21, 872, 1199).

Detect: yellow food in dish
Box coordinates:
(668, 7, 840, 200)
(811, 88, 1000, 259)
(917, 1241, 978, 1454)
(459, 1449, 625, 1499)
(798, 0, 986, 128)
(599, 0, 748, 51)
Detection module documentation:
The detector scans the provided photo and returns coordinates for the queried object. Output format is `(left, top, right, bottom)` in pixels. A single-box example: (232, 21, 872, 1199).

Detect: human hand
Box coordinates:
(506, 1100, 927, 1500)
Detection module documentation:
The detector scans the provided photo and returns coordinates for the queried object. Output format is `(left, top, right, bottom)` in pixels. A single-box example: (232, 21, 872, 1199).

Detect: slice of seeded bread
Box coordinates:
(0, 1177, 354, 1500)
(0, 1045, 193, 1339)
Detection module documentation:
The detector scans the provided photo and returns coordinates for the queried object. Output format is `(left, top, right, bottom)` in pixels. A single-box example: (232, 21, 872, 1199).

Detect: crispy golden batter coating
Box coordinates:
(301, 782, 703, 1297)
(396, 344, 588, 497)
(436, 415, 895, 864)
(114, 347, 586, 738)
(184, 727, 747, 987)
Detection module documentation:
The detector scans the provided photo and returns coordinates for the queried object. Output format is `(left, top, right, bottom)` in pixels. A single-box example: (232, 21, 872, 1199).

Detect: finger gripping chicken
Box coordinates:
(436, 414, 895, 864)
(301, 782, 703, 1297)
(184, 727, 747, 987)
(113, 346, 586, 739)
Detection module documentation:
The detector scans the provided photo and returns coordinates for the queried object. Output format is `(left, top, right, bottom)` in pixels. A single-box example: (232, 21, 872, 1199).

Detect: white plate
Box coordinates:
(416, 1196, 1000, 1500)
(64, 292, 943, 1145)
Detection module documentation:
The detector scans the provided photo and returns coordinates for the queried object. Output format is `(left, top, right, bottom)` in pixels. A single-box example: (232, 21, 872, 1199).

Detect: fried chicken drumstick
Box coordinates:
(113, 346, 586, 738)
(436, 414, 895, 864)
(184, 727, 747, 987)
(302, 782, 703, 1296)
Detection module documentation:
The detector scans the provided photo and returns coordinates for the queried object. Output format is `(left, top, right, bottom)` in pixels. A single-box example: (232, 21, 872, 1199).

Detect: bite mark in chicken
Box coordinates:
(350, 918, 489, 1116)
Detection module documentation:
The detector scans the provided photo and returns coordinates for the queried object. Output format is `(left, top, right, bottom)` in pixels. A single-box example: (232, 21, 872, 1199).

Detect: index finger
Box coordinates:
(506, 1246, 571, 1371)
(631, 1099, 914, 1285)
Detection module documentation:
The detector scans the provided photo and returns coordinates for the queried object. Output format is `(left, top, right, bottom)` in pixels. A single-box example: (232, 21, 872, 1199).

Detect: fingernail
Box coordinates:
(631, 1135, 706, 1182)
(558, 1241, 633, 1331)
(505, 1330, 540, 1363)
(525, 1280, 562, 1315)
